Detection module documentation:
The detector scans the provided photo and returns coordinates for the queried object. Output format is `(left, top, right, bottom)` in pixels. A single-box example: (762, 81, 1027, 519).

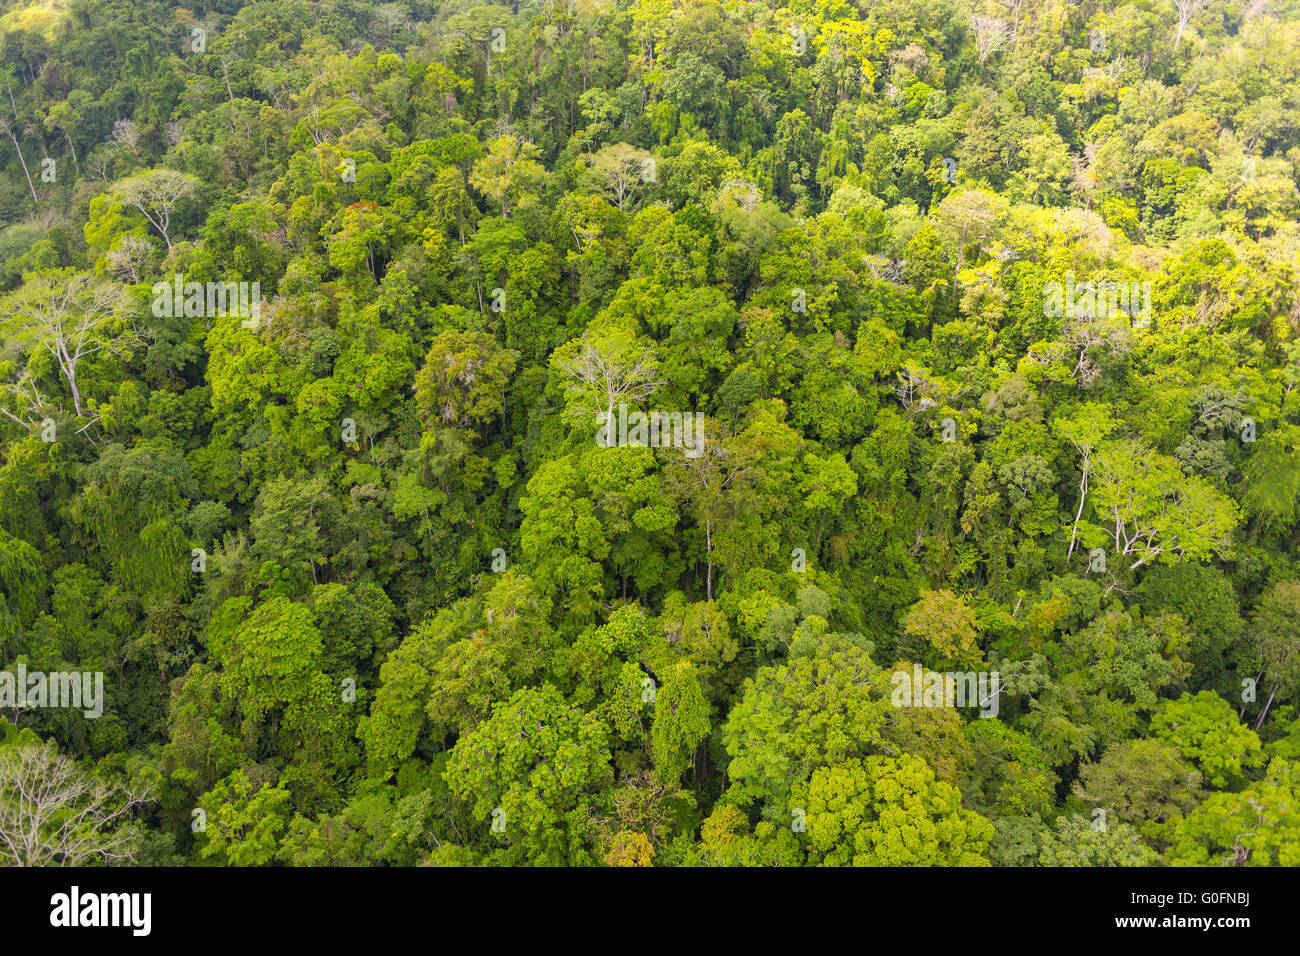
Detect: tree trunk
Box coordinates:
(1067, 452, 1089, 560)
(3, 128, 38, 205)
(705, 519, 713, 603)
(1254, 683, 1278, 731)
(64, 131, 80, 175)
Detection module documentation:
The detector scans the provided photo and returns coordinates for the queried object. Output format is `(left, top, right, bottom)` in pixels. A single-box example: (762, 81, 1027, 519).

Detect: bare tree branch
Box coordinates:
(0, 741, 149, 867)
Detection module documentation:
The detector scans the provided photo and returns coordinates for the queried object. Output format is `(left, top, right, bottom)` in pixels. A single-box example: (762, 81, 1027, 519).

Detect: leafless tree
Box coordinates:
(0, 741, 149, 866)
(2, 87, 39, 205)
(1, 270, 130, 418)
(104, 234, 157, 284)
(895, 366, 940, 415)
(584, 143, 652, 212)
(109, 119, 142, 160)
(84, 148, 112, 182)
(1062, 313, 1132, 387)
(114, 170, 201, 252)
(0, 367, 52, 431)
(969, 16, 1012, 64)
(865, 254, 907, 284)
(1057, 412, 1115, 562)
(994, 0, 1027, 40)
(558, 337, 663, 428)
(164, 121, 185, 148)
(371, 3, 412, 42)
(1173, 0, 1203, 49)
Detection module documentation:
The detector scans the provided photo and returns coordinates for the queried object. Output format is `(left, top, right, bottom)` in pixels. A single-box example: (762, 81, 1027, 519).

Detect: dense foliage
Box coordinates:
(1, 0, 1299, 867)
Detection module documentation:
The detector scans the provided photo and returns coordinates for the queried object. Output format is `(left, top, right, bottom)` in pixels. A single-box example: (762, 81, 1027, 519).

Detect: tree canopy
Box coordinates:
(1, 0, 1298, 868)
